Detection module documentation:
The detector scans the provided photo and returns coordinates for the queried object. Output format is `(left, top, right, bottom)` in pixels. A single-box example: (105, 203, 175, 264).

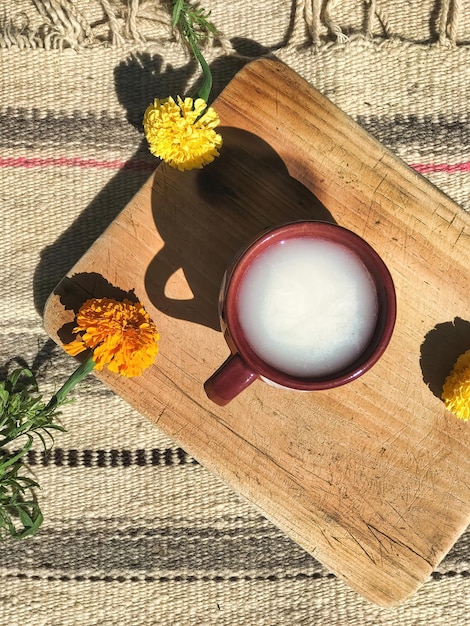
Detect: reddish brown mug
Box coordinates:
(204, 221, 396, 406)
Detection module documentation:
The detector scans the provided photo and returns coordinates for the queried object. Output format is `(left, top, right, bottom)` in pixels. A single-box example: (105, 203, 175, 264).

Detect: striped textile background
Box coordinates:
(1, 1, 470, 624)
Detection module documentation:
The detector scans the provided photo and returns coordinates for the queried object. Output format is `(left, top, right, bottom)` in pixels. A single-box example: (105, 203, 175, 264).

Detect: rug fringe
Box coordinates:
(0, 0, 467, 50)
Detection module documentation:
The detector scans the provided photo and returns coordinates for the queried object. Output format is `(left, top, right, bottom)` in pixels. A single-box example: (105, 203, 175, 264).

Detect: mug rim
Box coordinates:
(223, 220, 397, 390)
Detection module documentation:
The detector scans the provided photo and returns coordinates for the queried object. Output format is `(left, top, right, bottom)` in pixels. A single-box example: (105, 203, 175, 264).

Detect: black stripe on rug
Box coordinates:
(2, 571, 336, 584)
(1, 108, 470, 153)
(1, 447, 197, 467)
(0, 525, 327, 573)
(2, 571, 467, 584)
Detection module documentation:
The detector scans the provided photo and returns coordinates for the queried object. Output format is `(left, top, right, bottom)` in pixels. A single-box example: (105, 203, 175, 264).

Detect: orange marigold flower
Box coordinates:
(63, 298, 160, 378)
(442, 349, 470, 421)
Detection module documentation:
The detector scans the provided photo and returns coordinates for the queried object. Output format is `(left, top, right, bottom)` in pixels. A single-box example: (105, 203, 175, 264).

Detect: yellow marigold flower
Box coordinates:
(442, 349, 470, 421)
(143, 96, 222, 171)
(63, 298, 160, 378)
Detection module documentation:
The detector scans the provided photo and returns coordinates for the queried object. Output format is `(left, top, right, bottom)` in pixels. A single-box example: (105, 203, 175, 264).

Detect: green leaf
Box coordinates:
(0, 364, 69, 540)
(171, 0, 184, 28)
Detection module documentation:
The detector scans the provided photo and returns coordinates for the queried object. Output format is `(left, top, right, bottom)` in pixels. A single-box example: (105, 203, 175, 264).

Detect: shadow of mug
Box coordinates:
(144, 126, 334, 331)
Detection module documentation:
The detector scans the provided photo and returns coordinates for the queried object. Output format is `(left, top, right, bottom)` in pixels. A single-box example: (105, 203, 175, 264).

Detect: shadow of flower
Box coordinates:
(33, 52, 195, 316)
(420, 317, 470, 398)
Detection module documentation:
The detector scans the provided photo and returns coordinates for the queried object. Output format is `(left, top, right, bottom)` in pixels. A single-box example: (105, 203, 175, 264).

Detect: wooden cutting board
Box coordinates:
(43, 57, 470, 606)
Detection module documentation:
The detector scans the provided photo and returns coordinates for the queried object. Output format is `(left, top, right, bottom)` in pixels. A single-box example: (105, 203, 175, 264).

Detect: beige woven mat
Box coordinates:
(1, 1, 470, 624)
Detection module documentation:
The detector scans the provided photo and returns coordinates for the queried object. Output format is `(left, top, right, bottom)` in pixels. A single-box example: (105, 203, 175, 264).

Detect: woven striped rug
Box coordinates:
(1, 1, 470, 624)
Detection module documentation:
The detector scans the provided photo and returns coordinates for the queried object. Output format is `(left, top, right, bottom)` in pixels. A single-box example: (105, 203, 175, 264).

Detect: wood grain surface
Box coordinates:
(43, 58, 470, 606)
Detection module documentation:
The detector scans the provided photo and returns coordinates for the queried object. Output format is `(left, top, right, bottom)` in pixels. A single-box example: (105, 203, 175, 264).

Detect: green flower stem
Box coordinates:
(170, 0, 214, 103)
(46, 353, 95, 411)
(189, 36, 212, 102)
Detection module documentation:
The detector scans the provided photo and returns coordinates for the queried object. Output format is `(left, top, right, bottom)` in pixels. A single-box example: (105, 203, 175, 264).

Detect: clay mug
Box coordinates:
(204, 221, 396, 406)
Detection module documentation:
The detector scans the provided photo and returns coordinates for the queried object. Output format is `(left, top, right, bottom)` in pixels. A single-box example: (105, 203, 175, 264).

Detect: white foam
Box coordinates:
(236, 238, 378, 377)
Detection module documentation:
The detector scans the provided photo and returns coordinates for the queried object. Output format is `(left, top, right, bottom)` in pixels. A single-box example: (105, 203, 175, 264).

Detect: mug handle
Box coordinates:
(204, 354, 258, 406)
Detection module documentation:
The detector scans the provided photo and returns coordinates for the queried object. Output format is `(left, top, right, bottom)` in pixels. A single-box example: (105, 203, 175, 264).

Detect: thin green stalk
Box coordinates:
(170, 0, 217, 102)
(46, 353, 95, 410)
(188, 35, 212, 102)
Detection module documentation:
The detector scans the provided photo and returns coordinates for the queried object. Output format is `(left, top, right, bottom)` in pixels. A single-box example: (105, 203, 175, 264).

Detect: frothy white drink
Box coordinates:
(236, 238, 378, 378)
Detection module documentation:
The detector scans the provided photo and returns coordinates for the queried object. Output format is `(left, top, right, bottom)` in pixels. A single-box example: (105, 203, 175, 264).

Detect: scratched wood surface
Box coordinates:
(43, 58, 470, 606)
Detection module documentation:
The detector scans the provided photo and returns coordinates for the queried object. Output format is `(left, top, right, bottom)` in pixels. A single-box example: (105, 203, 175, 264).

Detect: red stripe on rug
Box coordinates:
(1, 155, 469, 174)
(0, 156, 156, 171)
(410, 162, 470, 174)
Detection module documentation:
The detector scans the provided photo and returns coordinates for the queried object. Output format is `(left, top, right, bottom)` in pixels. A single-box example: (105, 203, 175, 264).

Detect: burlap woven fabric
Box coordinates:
(1, 1, 470, 624)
